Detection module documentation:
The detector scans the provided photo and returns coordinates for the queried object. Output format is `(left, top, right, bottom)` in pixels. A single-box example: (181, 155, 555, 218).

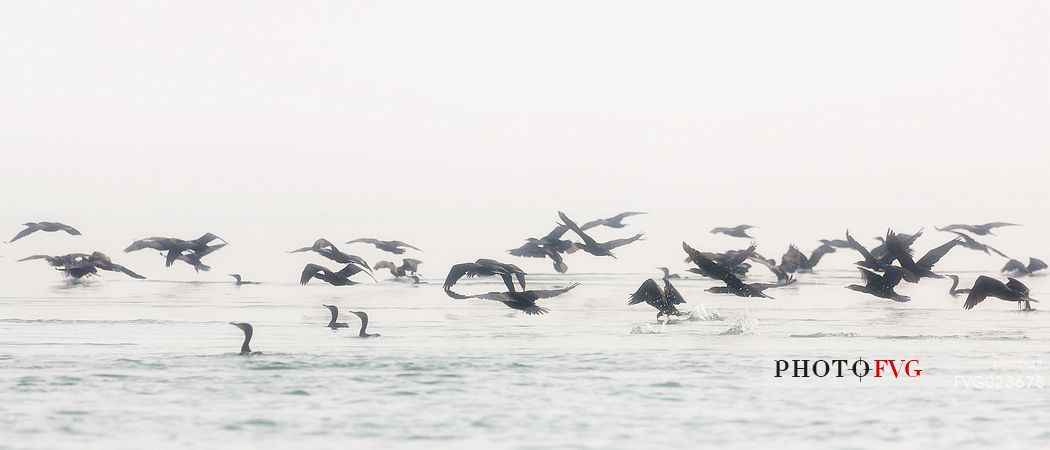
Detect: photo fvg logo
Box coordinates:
(774, 359, 922, 381)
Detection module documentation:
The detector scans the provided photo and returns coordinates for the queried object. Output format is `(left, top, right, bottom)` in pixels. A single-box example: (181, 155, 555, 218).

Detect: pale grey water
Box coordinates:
(1, 270, 1048, 449)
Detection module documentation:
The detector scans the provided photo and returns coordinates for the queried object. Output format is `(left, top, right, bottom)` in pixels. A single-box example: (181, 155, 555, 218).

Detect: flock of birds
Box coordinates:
(4, 215, 1045, 355)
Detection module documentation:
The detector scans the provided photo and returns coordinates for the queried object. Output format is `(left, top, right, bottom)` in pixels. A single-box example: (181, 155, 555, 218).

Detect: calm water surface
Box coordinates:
(2, 271, 1048, 449)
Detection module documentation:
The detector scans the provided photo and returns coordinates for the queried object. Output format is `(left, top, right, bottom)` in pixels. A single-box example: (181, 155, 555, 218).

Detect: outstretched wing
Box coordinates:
(558, 211, 600, 248)
(1005, 277, 1030, 296)
(964, 276, 1010, 310)
(373, 260, 397, 271)
(1001, 259, 1027, 273)
(391, 241, 421, 251)
(443, 263, 481, 291)
(682, 242, 746, 289)
(525, 283, 579, 299)
(721, 243, 758, 268)
(628, 278, 663, 306)
(916, 238, 960, 270)
(662, 278, 686, 305)
(300, 263, 330, 285)
(1028, 258, 1047, 273)
(600, 233, 644, 250)
(7, 224, 39, 242)
(845, 231, 878, 266)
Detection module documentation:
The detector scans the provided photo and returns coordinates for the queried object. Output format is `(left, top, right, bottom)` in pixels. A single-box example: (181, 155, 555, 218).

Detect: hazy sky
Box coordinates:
(2, 1, 1048, 280)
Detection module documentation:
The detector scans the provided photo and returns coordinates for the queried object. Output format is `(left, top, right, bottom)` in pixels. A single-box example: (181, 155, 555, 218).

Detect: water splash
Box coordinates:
(719, 315, 759, 335)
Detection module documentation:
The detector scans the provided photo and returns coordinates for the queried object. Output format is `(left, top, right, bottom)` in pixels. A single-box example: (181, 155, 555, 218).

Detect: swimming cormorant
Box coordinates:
(945, 275, 971, 297)
(323, 304, 349, 328)
(963, 276, 1038, 310)
(346, 311, 380, 337)
(656, 267, 681, 279)
(6, 222, 81, 243)
(230, 322, 260, 355)
(229, 274, 259, 285)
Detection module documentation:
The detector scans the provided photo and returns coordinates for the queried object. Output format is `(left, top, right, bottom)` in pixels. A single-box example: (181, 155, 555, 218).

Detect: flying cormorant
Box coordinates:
(346, 238, 421, 255)
(6, 222, 81, 243)
(963, 276, 1038, 310)
(936, 222, 1019, 236)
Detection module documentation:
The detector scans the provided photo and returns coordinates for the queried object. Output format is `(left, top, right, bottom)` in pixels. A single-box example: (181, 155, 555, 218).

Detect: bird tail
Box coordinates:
(523, 305, 549, 315)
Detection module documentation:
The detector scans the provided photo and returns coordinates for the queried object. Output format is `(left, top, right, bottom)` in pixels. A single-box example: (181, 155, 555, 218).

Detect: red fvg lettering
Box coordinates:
(874, 359, 922, 378)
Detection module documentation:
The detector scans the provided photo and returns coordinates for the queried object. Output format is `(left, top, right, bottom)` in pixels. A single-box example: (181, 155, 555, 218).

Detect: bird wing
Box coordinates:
(347, 238, 380, 246)
(107, 263, 146, 279)
(373, 260, 397, 271)
(558, 211, 600, 248)
(164, 250, 182, 267)
(600, 233, 644, 250)
(662, 278, 686, 305)
(916, 238, 961, 270)
(628, 278, 663, 306)
(983, 222, 1019, 229)
(401, 259, 423, 271)
(391, 241, 421, 251)
(1028, 258, 1047, 273)
(17, 254, 56, 263)
(313, 238, 337, 251)
(884, 230, 918, 270)
(964, 276, 1010, 310)
(338, 263, 371, 276)
(300, 263, 330, 285)
(845, 231, 877, 265)
(287, 246, 313, 253)
(580, 219, 606, 230)
(721, 243, 758, 268)
(611, 211, 646, 222)
(1005, 278, 1030, 296)
(7, 224, 39, 242)
(443, 263, 482, 291)
(524, 283, 579, 299)
(682, 242, 747, 288)
(1001, 259, 1026, 273)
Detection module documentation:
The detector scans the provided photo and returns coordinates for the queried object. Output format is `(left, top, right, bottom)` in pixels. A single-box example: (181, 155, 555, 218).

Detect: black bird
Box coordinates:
(581, 212, 647, 230)
(229, 322, 261, 355)
(884, 230, 960, 280)
(870, 229, 923, 260)
(346, 238, 421, 255)
(945, 275, 971, 297)
(374, 259, 423, 278)
(323, 304, 349, 328)
(945, 231, 1009, 258)
(1001, 258, 1047, 276)
(818, 239, 850, 249)
(796, 243, 837, 272)
(682, 242, 781, 299)
(710, 225, 755, 238)
(346, 310, 380, 337)
(656, 267, 681, 279)
(845, 266, 915, 302)
(963, 276, 1038, 310)
(288, 238, 370, 269)
(19, 252, 145, 280)
(845, 231, 896, 270)
(6, 222, 81, 243)
(558, 211, 643, 258)
(685, 243, 757, 278)
(748, 251, 794, 284)
(125, 233, 227, 255)
(300, 263, 373, 286)
(445, 284, 579, 315)
(937, 222, 1019, 236)
(509, 238, 571, 274)
(444, 259, 527, 292)
(628, 278, 687, 321)
(229, 274, 259, 285)
(168, 249, 218, 272)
